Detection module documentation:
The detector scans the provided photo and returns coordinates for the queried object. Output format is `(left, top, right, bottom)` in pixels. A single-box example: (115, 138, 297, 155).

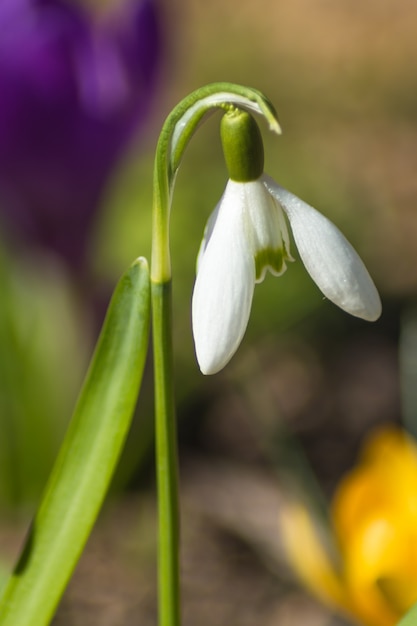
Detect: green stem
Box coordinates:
(150, 83, 281, 626)
(152, 280, 180, 626)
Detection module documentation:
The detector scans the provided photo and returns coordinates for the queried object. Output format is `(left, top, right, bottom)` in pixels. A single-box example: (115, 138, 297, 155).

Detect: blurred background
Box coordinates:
(0, 0, 416, 624)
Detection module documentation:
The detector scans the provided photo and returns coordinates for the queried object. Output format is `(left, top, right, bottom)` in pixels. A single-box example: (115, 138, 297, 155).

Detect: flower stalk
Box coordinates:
(151, 82, 281, 626)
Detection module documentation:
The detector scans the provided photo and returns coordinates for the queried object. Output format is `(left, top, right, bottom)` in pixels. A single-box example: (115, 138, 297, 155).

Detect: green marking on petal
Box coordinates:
(255, 247, 288, 282)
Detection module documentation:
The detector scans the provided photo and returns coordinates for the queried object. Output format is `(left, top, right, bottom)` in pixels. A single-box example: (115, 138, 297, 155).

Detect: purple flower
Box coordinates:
(0, 0, 161, 269)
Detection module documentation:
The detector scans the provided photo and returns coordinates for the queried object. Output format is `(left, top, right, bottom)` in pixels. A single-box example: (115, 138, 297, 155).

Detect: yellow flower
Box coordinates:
(280, 426, 417, 626)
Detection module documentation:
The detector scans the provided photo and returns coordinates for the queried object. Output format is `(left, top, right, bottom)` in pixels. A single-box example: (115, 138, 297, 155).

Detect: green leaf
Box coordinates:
(0, 257, 151, 626)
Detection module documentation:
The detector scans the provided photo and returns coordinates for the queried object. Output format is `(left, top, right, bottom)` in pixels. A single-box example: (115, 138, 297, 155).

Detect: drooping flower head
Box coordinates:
(0, 0, 160, 269)
(192, 109, 381, 374)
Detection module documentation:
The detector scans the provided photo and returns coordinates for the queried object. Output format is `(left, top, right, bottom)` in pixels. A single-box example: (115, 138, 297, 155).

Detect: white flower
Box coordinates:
(192, 174, 382, 375)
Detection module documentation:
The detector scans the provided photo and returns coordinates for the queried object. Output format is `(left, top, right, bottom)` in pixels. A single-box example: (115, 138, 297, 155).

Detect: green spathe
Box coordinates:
(221, 110, 264, 182)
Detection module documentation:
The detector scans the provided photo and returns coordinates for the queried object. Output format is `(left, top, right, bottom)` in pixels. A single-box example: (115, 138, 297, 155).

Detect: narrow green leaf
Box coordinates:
(0, 257, 151, 626)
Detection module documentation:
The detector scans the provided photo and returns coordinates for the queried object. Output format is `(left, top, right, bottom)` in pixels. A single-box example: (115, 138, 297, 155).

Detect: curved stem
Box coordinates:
(150, 82, 281, 626)
(151, 82, 280, 285)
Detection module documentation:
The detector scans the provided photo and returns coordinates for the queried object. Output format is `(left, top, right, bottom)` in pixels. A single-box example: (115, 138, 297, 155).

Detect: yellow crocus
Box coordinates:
(280, 426, 417, 626)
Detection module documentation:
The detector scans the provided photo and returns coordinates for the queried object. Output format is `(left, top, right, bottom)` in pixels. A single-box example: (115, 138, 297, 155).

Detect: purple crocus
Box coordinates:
(0, 0, 160, 270)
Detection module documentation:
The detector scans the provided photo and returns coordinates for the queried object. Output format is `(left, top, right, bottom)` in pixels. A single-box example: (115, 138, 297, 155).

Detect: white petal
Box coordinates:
(192, 183, 255, 374)
(264, 177, 382, 321)
(196, 200, 221, 273)
(243, 178, 292, 281)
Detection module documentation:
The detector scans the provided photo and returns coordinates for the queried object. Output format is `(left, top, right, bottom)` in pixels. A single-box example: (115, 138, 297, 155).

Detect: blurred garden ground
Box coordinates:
(0, 0, 416, 623)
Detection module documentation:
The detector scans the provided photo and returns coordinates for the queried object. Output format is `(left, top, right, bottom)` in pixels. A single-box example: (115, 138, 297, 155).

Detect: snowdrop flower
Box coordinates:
(192, 109, 381, 375)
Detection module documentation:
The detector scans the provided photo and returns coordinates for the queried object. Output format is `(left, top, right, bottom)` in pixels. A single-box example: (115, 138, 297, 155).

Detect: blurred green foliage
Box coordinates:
(0, 247, 88, 512)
